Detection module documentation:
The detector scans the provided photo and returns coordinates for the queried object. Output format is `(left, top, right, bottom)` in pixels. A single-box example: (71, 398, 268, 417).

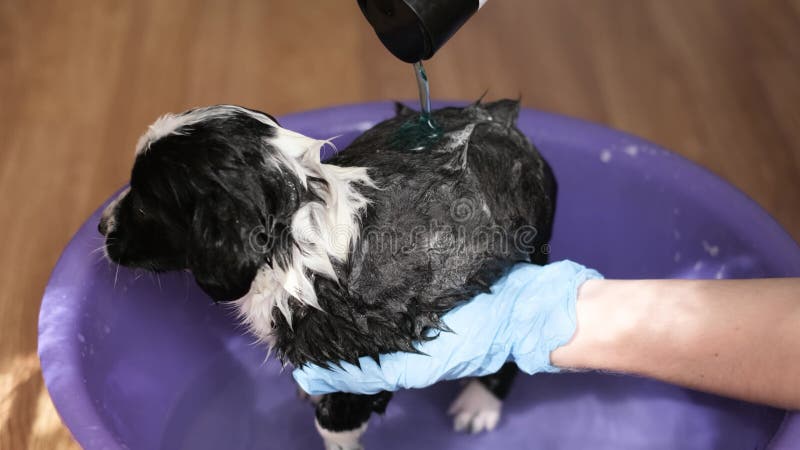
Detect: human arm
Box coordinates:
(552, 277, 800, 410)
(293, 261, 800, 409)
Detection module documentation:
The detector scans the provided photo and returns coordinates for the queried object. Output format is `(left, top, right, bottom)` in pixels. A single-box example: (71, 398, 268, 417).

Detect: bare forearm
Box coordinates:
(551, 278, 800, 409)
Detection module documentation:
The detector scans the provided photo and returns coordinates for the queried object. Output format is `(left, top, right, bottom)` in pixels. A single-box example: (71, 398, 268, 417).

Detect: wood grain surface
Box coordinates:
(1, 1, 798, 448)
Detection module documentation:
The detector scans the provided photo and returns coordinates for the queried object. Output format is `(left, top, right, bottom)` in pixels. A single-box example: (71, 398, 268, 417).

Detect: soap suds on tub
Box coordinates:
(702, 240, 720, 257)
(600, 149, 612, 163)
(624, 145, 639, 156)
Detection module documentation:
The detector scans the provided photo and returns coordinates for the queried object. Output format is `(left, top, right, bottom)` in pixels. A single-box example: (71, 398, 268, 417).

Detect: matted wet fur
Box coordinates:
(270, 100, 556, 367)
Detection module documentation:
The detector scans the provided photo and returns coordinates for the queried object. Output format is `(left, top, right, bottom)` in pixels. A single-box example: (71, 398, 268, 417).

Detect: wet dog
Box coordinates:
(99, 100, 556, 449)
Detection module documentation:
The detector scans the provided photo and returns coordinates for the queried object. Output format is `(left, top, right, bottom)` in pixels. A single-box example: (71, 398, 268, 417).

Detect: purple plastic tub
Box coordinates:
(40, 102, 800, 449)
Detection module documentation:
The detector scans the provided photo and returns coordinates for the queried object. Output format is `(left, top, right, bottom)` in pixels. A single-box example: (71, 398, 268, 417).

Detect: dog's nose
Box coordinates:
(98, 217, 109, 236)
(99, 187, 129, 236)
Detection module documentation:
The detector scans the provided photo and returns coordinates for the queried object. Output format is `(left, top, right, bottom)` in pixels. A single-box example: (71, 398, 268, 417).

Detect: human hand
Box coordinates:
(293, 260, 603, 395)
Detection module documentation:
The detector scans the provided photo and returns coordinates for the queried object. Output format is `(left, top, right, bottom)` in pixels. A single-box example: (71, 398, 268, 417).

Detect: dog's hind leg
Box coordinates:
(315, 391, 392, 450)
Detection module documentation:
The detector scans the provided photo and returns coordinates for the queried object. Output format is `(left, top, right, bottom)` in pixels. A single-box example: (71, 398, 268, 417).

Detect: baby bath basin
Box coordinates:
(40, 102, 800, 450)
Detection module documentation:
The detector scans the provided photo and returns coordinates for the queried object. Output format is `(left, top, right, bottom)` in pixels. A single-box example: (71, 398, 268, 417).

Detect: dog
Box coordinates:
(99, 100, 556, 449)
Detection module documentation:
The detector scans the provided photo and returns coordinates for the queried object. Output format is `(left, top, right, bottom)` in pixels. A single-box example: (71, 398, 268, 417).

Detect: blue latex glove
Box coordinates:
(293, 260, 602, 395)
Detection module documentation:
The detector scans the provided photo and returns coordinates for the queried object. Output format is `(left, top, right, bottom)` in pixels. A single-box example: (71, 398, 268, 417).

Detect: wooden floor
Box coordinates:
(1, 0, 798, 448)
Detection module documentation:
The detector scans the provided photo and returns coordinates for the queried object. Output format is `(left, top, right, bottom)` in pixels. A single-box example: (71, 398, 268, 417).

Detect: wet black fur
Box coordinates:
(316, 391, 393, 432)
(273, 100, 556, 368)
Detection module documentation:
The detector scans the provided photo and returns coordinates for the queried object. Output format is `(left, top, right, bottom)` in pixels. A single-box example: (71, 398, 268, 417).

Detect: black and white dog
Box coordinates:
(99, 100, 556, 449)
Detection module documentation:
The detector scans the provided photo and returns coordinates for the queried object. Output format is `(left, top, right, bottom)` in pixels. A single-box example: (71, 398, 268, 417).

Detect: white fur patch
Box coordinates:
(315, 419, 367, 450)
(233, 127, 374, 345)
(449, 379, 503, 434)
(134, 105, 278, 154)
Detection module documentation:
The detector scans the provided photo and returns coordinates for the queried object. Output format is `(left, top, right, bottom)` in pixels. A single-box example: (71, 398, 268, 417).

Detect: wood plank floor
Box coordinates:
(1, 1, 798, 448)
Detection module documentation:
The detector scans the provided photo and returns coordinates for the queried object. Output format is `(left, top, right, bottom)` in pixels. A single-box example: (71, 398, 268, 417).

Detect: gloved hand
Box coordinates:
(293, 260, 602, 395)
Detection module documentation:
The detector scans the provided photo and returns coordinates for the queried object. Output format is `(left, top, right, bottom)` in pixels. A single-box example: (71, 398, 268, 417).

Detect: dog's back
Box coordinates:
(272, 100, 556, 367)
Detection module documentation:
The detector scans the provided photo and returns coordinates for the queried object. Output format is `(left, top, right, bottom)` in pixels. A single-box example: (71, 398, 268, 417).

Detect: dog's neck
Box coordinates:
(234, 128, 374, 346)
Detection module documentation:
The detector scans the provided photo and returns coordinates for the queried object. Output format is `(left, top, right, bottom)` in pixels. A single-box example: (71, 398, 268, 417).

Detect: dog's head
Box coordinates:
(99, 106, 317, 302)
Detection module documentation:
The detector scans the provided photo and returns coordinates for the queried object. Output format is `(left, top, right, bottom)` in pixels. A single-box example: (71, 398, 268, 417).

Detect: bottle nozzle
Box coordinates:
(358, 0, 480, 63)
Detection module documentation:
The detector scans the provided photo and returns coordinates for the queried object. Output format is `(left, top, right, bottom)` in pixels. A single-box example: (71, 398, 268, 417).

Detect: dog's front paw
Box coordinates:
(316, 420, 367, 450)
(448, 379, 502, 433)
(322, 441, 363, 450)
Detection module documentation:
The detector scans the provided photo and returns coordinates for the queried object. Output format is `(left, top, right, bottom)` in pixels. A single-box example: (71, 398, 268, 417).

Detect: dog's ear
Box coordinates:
(187, 199, 264, 302)
(484, 99, 520, 127)
(394, 102, 416, 117)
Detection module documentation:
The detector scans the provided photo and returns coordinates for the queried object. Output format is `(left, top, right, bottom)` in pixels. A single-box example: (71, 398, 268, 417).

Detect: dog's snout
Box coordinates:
(99, 187, 129, 236)
(98, 205, 117, 236)
(98, 216, 110, 236)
